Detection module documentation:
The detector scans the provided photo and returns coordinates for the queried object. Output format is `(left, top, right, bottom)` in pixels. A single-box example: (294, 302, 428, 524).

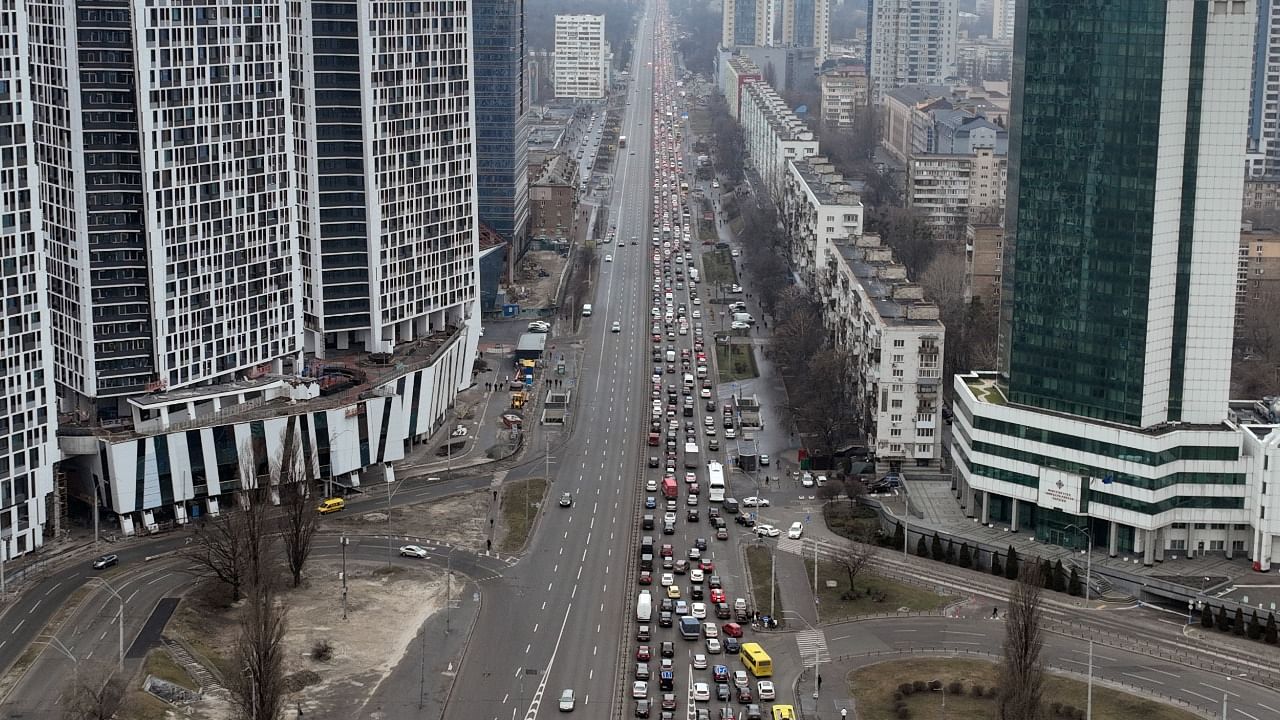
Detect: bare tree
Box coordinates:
(62, 668, 125, 720)
(866, 205, 937, 277)
(835, 527, 877, 593)
(791, 349, 861, 457)
(276, 430, 318, 588)
(185, 444, 273, 602)
(770, 288, 826, 376)
(229, 581, 289, 720)
(998, 561, 1046, 720)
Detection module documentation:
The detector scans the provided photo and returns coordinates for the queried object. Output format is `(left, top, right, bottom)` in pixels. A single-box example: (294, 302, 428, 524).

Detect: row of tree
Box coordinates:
(1200, 602, 1280, 644)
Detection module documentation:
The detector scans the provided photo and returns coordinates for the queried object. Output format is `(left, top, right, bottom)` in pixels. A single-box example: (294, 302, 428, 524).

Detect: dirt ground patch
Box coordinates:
(323, 488, 491, 552)
(510, 250, 569, 309)
(172, 563, 452, 720)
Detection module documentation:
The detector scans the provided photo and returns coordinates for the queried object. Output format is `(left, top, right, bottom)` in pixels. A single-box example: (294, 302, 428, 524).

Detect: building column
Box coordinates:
(1010, 499, 1020, 532)
(1224, 524, 1233, 560)
(1143, 530, 1155, 566)
(980, 490, 990, 525)
(1108, 521, 1119, 557)
(1186, 523, 1197, 558)
(1154, 527, 1165, 562)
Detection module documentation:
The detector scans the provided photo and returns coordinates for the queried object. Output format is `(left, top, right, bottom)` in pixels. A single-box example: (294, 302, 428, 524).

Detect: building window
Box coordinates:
(1209, 540, 1224, 551)
(1232, 540, 1245, 552)
(1169, 539, 1186, 550)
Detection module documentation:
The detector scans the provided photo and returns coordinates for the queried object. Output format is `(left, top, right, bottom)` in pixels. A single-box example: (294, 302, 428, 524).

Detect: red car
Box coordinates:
(699, 559, 714, 572)
(637, 645, 652, 661)
(660, 544, 674, 557)
(721, 622, 743, 638)
(639, 571, 653, 585)
(709, 588, 726, 603)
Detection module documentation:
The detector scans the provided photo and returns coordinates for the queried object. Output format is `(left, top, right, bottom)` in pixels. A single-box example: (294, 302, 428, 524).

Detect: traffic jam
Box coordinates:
(628, 8, 792, 720)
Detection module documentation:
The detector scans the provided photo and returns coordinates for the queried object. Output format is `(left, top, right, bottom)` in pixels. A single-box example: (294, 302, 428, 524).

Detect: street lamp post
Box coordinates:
(88, 577, 125, 668)
(1064, 523, 1093, 603)
(782, 610, 821, 700)
(48, 636, 80, 687)
(340, 536, 349, 620)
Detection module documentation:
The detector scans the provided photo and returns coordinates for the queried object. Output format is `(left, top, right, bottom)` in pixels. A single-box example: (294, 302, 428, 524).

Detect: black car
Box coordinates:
(707, 575, 722, 589)
(734, 514, 755, 527)
(723, 637, 741, 654)
(707, 507, 721, 521)
(736, 686, 753, 704)
(716, 683, 731, 701)
(663, 521, 676, 535)
(661, 641, 675, 658)
(694, 537, 707, 550)
(659, 610, 673, 627)
(661, 693, 677, 711)
(649, 456, 660, 468)
(714, 602, 731, 619)
(91, 554, 118, 570)
(689, 584, 704, 600)
(660, 598, 675, 613)
(635, 699, 651, 718)
(686, 509, 699, 522)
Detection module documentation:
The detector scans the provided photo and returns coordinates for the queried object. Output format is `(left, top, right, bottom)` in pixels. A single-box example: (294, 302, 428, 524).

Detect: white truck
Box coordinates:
(637, 590, 653, 622)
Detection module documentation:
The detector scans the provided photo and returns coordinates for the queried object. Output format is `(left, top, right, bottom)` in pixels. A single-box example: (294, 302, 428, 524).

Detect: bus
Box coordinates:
(707, 461, 726, 503)
(739, 642, 772, 678)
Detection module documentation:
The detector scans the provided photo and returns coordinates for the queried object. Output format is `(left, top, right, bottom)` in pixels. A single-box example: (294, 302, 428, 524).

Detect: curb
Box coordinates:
(435, 577, 483, 720)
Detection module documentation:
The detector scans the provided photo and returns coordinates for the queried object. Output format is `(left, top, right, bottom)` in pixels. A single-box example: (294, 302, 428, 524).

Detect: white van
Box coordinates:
(688, 269, 700, 283)
(582, 303, 593, 316)
(665, 350, 676, 363)
(637, 590, 653, 622)
(732, 312, 755, 325)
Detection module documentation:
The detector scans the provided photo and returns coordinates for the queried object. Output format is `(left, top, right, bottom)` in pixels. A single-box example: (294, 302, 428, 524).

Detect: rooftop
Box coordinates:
(743, 81, 812, 142)
(792, 156, 862, 207)
(832, 237, 942, 329)
(63, 326, 468, 441)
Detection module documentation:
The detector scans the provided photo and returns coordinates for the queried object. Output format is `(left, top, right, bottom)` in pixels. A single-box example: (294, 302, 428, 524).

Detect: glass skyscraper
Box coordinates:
(1001, 0, 1249, 428)
(474, 0, 530, 266)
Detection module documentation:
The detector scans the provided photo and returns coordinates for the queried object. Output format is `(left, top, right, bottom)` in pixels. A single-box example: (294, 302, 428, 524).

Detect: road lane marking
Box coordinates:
(1184, 689, 1217, 704)
(1201, 682, 1239, 698)
(1121, 672, 1162, 686)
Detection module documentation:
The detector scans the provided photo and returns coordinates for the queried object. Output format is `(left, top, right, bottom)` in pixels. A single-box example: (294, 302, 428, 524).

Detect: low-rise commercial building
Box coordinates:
(529, 153, 581, 240)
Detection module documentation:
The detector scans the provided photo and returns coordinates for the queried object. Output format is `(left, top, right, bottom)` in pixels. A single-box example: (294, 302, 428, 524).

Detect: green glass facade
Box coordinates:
(1002, 0, 1196, 426)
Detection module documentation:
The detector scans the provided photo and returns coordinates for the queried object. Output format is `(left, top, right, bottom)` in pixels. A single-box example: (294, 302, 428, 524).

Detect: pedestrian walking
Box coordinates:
(297, 702, 304, 716)
(991, 606, 999, 619)
(817, 675, 823, 690)
(486, 538, 492, 551)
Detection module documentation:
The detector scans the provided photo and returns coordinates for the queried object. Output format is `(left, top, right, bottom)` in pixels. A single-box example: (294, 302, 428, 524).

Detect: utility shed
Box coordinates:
(516, 333, 547, 361)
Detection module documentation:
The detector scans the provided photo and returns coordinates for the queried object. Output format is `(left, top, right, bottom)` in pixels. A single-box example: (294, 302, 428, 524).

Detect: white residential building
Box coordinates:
(819, 66, 871, 131)
(907, 148, 1008, 237)
(29, 0, 303, 421)
(720, 56, 764, 120)
(0, 0, 58, 560)
(992, 0, 1016, 42)
(869, 0, 959, 100)
(290, 0, 481, 356)
(739, 81, 819, 201)
(780, 157, 864, 285)
(554, 15, 607, 99)
(818, 235, 945, 471)
(22, 0, 482, 542)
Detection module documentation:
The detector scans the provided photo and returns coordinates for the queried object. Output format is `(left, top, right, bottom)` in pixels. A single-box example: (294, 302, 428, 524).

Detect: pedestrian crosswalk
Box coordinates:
(795, 628, 831, 666)
(775, 537, 805, 556)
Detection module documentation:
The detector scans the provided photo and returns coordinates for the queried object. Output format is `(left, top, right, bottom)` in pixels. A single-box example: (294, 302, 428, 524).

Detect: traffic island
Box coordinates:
(498, 477, 549, 553)
(849, 658, 1202, 720)
(715, 341, 758, 382)
(744, 544, 785, 626)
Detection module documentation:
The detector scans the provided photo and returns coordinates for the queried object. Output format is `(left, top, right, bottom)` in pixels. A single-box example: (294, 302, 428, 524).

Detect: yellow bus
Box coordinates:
(771, 706, 796, 720)
(739, 642, 772, 677)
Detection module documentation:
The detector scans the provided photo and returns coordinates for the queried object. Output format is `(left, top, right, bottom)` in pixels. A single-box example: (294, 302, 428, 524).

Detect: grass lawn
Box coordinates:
(114, 690, 174, 720)
(700, 249, 737, 285)
(744, 545, 784, 624)
(144, 648, 196, 689)
(715, 342, 758, 382)
(804, 557, 955, 618)
(499, 477, 548, 552)
(699, 220, 718, 242)
(850, 658, 1202, 720)
(823, 501, 882, 540)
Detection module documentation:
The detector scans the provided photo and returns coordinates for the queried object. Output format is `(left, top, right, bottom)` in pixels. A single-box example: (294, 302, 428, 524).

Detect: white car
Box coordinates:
(605, 254, 613, 262)
(693, 682, 711, 702)
(730, 321, 750, 331)
(399, 545, 429, 558)
(528, 320, 551, 333)
(559, 688, 576, 711)
(742, 496, 769, 507)
(661, 572, 675, 587)
(693, 297, 701, 305)
(690, 568, 705, 582)
(729, 284, 743, 293)
(725, 428, 737, 439)
(691, 602, 707, 619)
(801, 472, 815, 488)
(692, 653, 708, 670)
(705, 637, 722, 654)
(760, 454, 771, 466)
(703, 622, 719, 638)
(755, 524, 781, 537)
(788, 522, 804, 539)
(633, 681, 648, 699)
(611, 321, 621, 333)
(757, 680, 775, 700)
(646, 478, 658, 491)
(700, 388, 711, 398)
(692, 310, 701, 319)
